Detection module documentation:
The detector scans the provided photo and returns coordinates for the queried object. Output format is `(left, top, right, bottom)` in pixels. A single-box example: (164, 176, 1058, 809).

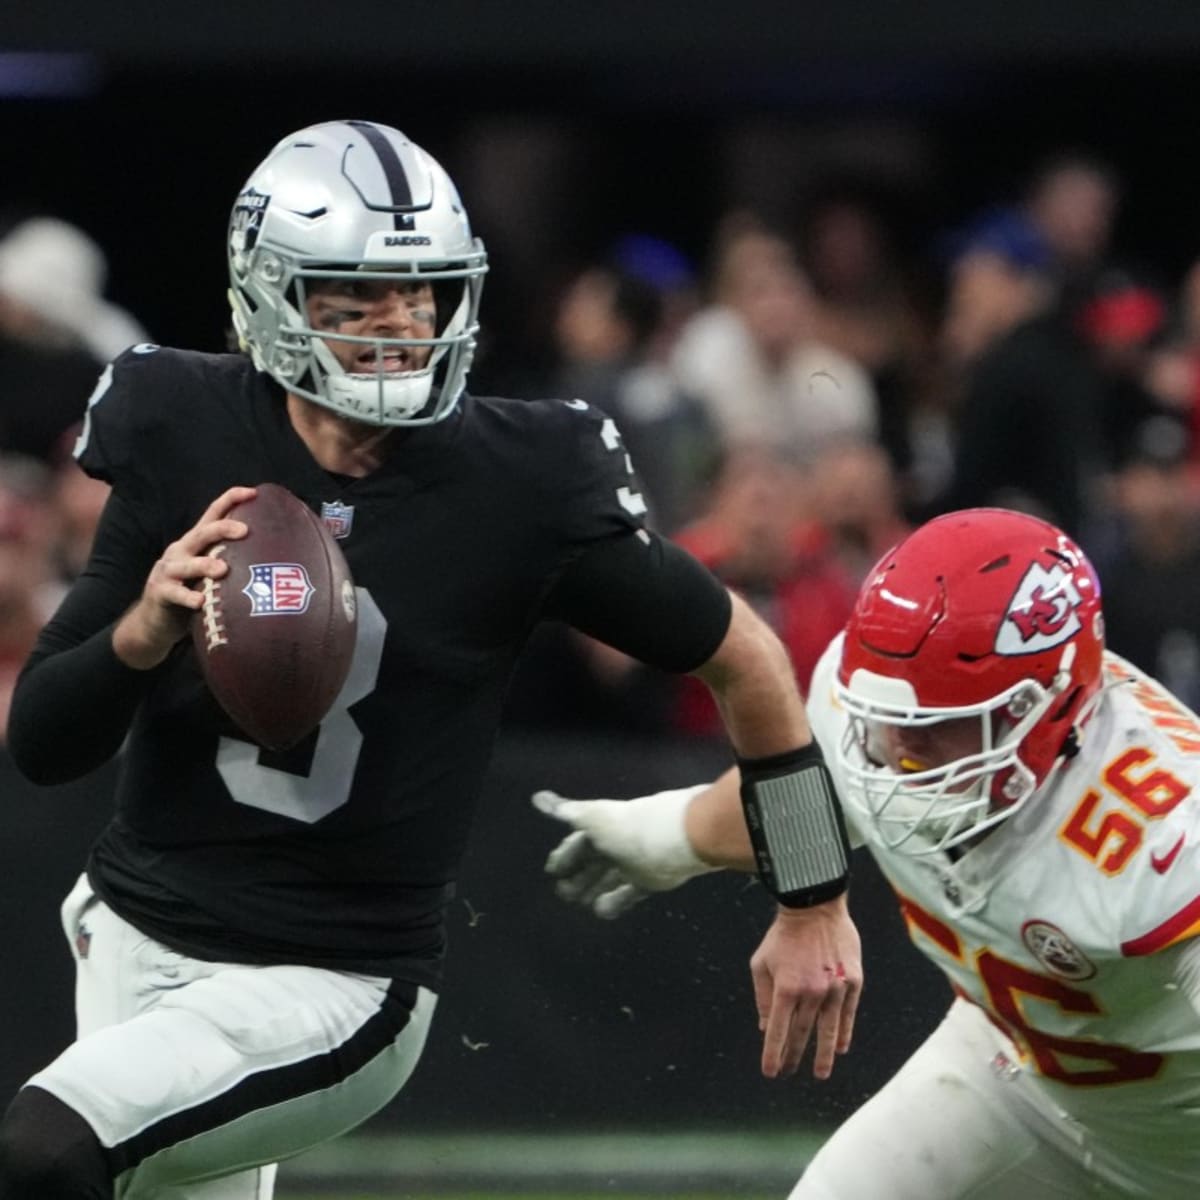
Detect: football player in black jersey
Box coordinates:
(0, 121, 860, 1199)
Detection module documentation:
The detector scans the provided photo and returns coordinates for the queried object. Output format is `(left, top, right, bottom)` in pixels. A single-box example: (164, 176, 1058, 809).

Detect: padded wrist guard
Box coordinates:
(739, 742, 851, 908)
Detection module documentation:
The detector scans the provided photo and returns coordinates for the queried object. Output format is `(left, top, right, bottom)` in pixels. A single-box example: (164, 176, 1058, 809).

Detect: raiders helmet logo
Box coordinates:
(230, 187, 270, 269)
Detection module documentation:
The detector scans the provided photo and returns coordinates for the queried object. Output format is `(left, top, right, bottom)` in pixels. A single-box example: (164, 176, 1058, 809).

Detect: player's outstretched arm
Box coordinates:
(533, 780, 723, 919)
(696, 597, 862, 1076)
(534, 595, 861, 1078)
(690, 590, 814, 759)
(533, 767, 862, 1078)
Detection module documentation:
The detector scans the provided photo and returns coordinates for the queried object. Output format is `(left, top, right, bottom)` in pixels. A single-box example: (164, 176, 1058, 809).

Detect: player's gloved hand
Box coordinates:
(532, 786, 719, 919)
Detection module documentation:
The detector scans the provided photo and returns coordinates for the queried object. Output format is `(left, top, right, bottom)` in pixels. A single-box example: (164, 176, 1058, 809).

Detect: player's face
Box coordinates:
(305, 279, 437, 374)
(870, 716, 983, 778)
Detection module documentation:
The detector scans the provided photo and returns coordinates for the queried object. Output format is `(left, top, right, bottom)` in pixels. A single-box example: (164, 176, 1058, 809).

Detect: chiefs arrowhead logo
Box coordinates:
(995, 562, 1083, 655)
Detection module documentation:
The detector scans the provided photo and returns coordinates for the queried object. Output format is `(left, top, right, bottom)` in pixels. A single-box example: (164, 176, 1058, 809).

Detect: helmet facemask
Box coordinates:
(837, 645, 1079, 856)
(295, 265, 476, 425)
(234, 257, 482, 427)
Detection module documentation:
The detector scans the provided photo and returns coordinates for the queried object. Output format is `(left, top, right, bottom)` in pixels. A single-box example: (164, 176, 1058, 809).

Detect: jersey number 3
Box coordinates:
(215, 588, 386, 822)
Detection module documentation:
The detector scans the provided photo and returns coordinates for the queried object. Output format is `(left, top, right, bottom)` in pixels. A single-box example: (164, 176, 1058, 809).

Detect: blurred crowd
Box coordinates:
(0, 216, 147, 739)
(5, 147, 1200, 744)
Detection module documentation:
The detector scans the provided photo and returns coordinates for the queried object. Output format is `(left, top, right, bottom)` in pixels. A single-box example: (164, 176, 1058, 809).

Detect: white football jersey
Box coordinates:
(810, 634, 1200, 1170)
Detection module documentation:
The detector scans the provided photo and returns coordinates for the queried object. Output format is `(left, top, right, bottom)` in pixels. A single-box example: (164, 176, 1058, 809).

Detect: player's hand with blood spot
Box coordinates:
(113, 486, 257, 670)
(751, 895, 862, 1080)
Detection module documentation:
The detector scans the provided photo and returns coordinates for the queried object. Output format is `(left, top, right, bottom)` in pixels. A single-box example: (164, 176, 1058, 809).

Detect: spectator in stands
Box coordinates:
(1024, 151, 1122, 319)
(808, 436, 913, 584)
(610, 232, 701, 364)
(671, 214, 879, 463)
(547, 240, 715, 534)
(1137, 256, 1200, 468)
(671, 445, 857, 737)
(800, 188, 934, 481)
(933, 206, 1104, 537)
(1073, 266, 1183, 472)
(0, 217, 148, 463)
(1091, 416, 1200, 713)
(0, 455, 59, 740)
(0, 217, 148, 362)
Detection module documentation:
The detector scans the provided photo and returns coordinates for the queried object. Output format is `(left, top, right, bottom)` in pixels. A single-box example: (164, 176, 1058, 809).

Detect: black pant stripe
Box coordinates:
(104, 979, 418, 1178)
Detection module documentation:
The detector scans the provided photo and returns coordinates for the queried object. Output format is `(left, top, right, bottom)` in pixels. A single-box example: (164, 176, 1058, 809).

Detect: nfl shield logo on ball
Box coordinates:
(243, 563, 315, 616)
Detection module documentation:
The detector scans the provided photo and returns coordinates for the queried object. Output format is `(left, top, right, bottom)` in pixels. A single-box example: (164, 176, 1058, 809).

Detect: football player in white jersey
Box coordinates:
(536, 507, 1200, 1198)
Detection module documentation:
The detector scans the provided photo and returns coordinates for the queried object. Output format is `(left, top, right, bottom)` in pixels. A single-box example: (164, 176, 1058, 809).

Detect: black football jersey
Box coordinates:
(18, 346, 729, 985)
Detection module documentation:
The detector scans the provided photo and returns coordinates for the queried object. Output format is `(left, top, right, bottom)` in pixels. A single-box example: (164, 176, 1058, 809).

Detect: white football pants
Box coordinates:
(26, 873, 436, 1199)
(791, 997, 1186, 1199)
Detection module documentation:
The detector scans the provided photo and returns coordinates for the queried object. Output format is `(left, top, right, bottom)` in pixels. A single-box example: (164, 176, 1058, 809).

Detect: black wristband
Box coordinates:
(739, 742, 851, 908)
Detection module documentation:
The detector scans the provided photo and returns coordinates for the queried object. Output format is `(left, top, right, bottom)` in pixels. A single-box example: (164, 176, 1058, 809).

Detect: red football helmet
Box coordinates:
(834, 508, 1105, 854)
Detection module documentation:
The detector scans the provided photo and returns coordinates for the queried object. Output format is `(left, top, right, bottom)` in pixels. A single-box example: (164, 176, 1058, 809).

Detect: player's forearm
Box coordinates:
(683, 768, 755, 870)
(7, 625, 151, 784)
(692, 592, 813, 757)
(684, 593, 812, 870)
(690, 597, 851, 904)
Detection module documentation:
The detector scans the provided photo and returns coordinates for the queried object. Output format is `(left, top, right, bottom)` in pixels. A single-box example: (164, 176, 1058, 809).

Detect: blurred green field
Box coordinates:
(273, 1129, 823, 1199)
(301, 1194, 778, 1200)
(302, 1190, 777, 1200)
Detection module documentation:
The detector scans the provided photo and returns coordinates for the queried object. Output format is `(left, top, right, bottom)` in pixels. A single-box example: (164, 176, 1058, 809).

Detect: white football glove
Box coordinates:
(532, 785, 719, 919)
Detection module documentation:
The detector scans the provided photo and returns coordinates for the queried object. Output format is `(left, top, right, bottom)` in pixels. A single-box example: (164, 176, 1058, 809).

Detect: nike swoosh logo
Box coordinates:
(1150, 834, 1186, 875)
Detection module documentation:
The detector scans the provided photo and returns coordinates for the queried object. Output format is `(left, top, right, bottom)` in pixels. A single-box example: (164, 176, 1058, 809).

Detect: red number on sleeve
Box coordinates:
(1103, 748, 1190, 818)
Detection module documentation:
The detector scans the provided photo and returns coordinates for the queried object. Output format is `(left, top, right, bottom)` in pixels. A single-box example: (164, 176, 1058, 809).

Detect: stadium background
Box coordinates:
(4, 3, 1200, 1195)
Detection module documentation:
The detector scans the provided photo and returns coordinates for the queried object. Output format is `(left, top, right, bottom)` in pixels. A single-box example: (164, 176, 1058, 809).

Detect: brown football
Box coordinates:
(191, 483, 358, 751)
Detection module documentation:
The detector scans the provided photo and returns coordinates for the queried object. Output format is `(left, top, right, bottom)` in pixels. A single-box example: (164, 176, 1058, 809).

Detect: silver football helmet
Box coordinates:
(227, 120, 487, 425)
